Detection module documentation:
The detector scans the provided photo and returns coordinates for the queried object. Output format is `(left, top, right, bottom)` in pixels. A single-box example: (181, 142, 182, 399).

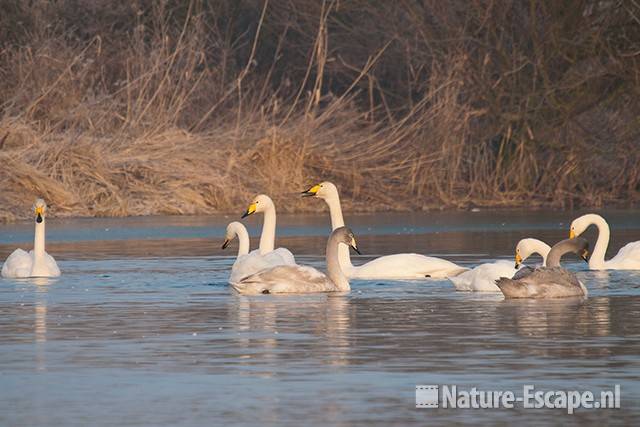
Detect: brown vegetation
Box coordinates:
(1, 0, 639, 221)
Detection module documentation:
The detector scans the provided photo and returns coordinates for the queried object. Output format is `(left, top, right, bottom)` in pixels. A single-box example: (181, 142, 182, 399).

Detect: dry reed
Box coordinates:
(0, 0, 638, 221)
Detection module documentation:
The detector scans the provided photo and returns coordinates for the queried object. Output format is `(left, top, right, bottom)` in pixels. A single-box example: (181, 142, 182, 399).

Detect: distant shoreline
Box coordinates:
(2, 2, 638, 223)
(2, 204, 639, 224)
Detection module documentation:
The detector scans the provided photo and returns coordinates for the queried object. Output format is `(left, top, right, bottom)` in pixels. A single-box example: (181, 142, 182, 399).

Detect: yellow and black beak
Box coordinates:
(35, 206, 44, 223)
(569, 229, 576, 239)
(350, 236, 361, 255)
(222, 239, 230, 250)
(515, 252, 522, 269)
(580, 249, 590, 263)
(301, 184, 321, 197)
(241, 202, 257, 219)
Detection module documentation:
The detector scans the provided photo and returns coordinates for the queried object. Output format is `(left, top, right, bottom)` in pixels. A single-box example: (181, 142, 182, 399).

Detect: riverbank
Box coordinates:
(1, 1, 639, 221)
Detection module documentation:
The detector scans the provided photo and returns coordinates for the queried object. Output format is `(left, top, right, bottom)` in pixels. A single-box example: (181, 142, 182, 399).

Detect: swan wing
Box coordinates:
(231, 265, 336, 295)
(606, 241, 640, 269)
(268, 248, 296, 266)
(229, 249, 297, 283)
(229, 252, 271, 283)
(449, 260, 515, 292)
(351, 253, 467, 279)
(1, 249, 33, 278)
(511, 265, 536, 280)
(496, 267, 586, 298)
(43, 251, 61, 277)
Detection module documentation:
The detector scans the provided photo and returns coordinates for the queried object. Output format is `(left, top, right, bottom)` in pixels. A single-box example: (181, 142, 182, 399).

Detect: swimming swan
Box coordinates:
(449, 238, 552, 292)
(231, 227, 358, 295)
(570, 213, 640, 270)
(1, 199, 61, 278)
(495, 238, 589, 299)
(222, 221, 294, 283)
(301, 181, 467, 279)
(240, 194, 296, 266)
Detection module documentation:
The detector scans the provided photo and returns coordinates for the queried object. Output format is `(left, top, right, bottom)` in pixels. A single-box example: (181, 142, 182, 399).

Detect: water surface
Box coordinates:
(1, 210, 639, 425)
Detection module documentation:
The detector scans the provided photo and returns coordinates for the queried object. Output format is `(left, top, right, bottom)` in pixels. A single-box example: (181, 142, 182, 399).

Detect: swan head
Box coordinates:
(569, 214, 602, 239)
(222, 221, 243, 249)
(333, 226, 360, 254)
(301, 181, 338, 199)
(241, 194, 274, 218)
(33, 198, 47, 223)
(515, 238, 545, 268)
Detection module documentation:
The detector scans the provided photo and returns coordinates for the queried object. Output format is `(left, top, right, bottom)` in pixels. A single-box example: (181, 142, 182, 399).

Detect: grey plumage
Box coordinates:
(230, 226, 358, 295)
(496, 238, 589, 299)
(496, 267, 586, 298)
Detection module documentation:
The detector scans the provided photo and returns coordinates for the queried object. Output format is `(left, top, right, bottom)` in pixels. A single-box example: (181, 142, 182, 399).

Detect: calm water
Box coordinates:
(1, 210, 639, 426)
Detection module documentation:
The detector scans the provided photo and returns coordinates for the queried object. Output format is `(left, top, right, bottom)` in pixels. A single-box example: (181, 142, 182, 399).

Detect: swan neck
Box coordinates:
(236, 227, 250, 256)
(34, 219, 46, 258)
(327, 238, 350, 291)
(545, 248, 564, 268)
(535, 241, 551, 267)
(546, 241, 576, 268)
(259, 205, 276, 254)
(325, 193, 353, 271)
(590, 216, 609, 268)
(326, 193, 345, 229)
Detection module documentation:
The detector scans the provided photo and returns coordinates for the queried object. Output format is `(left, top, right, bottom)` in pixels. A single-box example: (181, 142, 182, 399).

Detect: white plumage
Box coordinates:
(449, 238, 551, 292)
(570, 213, 640, 270)
(2, 199, 60, 278)
(301, 182, 466, 279)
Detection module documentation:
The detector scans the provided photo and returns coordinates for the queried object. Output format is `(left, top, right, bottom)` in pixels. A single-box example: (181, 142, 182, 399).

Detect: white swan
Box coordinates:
(301, 182, 467, 279)
(449, 238, 552, 292)
(570, 213, 640, 270)
(231, 227, 357, 295)
(222, 221, 295, 283)
(240, 194, 296, 266)
(496, 238, 589, 299)
(1, 199, 61, 278)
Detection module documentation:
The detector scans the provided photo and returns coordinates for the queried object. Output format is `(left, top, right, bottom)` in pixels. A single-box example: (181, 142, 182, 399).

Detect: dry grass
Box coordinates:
(0, 0, 639, 221)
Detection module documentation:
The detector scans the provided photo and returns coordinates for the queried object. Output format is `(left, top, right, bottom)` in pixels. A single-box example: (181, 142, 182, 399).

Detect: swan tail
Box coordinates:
(448, 273, 472, 291)
(495, 277, 529, 298)
(229, 281, 265, 295)
(445, 267, 469, 278)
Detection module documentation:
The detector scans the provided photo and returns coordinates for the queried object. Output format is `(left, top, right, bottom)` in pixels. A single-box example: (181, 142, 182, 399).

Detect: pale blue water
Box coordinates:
(1, 211, 639, 426)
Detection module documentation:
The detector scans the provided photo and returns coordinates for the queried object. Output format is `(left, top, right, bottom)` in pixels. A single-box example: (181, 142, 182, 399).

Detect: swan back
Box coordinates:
(496, 238, 589, 299)
(449, 260, 515, 292)
(231, 265, 338, 294)
(231, 227, 356, 294)
(496, 267, 587, 298)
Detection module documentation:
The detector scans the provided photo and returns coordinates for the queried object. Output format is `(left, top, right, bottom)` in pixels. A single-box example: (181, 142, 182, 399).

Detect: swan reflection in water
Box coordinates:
(32, 277, 52, 371)
(497, 295, 612, 358)
(228, 293, 352, 369)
